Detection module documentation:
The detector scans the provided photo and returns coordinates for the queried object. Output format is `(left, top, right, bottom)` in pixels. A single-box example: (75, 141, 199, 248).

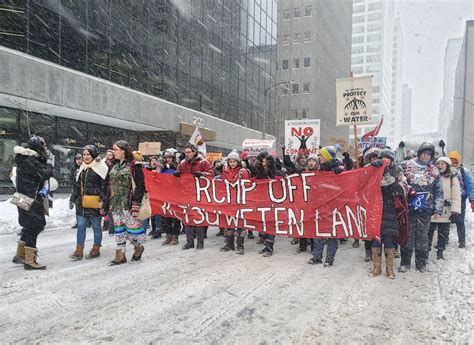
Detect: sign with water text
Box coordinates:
(336, 75, 373, 126)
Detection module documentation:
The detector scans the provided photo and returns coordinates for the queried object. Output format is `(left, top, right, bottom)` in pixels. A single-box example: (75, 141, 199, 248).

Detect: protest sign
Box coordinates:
(336, 75, 373, 126)
(242, 139, 275, 155)
(144, 163, 387, 239)
(284, 119, 320, 155)
(358, 137, 387, 150)
(205, 152, 223, 162)
(138, 142, 161, 156)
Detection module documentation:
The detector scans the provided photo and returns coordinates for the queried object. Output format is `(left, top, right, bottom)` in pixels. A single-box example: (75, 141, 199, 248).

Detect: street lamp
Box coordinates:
(262, 80, 295, 139)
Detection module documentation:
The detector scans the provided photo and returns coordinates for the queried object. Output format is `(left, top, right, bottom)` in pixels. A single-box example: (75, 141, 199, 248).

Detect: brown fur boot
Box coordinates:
(85, 244, 101, 259)
(162, 235, 172, 246)
(109, 249, 127, 266)
(69, 245, 84, 261)
(370, 247, 382, 277)
(132, 245, 145, 261)
(385, 248, 395, 279)
(12, 240, 26, 264)
(24, 246, 46, 270)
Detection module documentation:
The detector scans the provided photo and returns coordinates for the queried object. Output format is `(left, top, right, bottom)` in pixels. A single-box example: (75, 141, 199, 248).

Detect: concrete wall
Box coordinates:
(0, 46, 272, 150)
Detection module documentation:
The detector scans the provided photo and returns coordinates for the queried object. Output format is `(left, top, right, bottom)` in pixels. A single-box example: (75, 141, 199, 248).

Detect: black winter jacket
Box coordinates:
(70, 167, 108, 217)
(14, 147, 53, 200)
(380, 181, 405, 237)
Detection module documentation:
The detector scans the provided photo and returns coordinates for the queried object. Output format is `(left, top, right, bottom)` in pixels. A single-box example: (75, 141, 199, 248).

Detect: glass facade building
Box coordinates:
(0, 0, 277, 192)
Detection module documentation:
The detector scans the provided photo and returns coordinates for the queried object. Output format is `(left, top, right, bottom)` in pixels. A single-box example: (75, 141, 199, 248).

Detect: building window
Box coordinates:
(303, 83, 310, 94)
(353, 5, 365, 13)
(368, 13, 382, 21)
(293, 58, 300, 69)
(367, 33, 382, 42)
(353, 15, 364, 24)
(373, 85, 380, 93)
(292, 83, 299, 95)
(352, 36, 364, 44)
(304, 31, 311, 42)
(305, 6, 312, 16)
(304, 57, 311, 68)
(352, 67, 363, 74)
(302, 109, 307, 118)
(353, 26, 365, 34)
(368, 23, 382, 32)
(291, 109, 299, 118)
(282, 33, 290, 44)
(367, 65, 380, 73)
(282, 82, 289, 94)
(352, 56, 363, 64)
(294, 7, 301, 18)
(283, 9, 291, 20)
(366, 55, 380, 63)
(352, 46, 364, 54)
(368, 3, 383, 11)
(293, 32, 301, 44)
(367, 44, 381, 52)
(282, 59, 289, 70)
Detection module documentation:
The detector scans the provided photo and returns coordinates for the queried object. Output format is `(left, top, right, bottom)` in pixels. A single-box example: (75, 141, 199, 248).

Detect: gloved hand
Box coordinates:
(449, 213, 460, 223)
(69, 200, 75, 210)
(39, 185, 49, 199)
(194, 171, 204, 178)
(173, 171, 181, 177)
(131, 202, 140, 218)
(371, 159, 383, 168)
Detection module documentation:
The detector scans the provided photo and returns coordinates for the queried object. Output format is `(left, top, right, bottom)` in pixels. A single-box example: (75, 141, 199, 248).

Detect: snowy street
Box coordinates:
(0, 198, 473, 344)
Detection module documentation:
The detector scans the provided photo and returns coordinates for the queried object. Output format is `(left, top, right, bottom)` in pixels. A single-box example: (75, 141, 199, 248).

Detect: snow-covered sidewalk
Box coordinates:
(0, 198, 473, 343)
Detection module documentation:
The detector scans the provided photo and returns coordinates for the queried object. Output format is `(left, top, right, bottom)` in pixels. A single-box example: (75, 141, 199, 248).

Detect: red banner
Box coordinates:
(144, 166, 386, 239)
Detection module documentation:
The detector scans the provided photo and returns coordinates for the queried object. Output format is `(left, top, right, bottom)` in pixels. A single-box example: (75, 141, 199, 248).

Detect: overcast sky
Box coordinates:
(395, 0, 474, 133)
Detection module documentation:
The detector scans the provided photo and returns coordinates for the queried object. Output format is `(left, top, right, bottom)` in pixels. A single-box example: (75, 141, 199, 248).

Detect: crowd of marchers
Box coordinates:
(10, 136, 474, 280)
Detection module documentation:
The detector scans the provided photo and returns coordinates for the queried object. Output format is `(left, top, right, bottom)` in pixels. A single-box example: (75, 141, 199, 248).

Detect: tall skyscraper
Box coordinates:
(401, 83, 413, 135)
(276, 0, 353, 145)
(350, 0, 397, 145)
(389, 17, 403, 145)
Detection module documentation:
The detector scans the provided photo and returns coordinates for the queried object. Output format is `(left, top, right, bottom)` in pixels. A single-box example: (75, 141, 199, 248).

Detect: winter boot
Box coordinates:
(370, 247, 382, 277)
(247, 231, 255, 239)
(236, 236, 244, 255)
(132, 245, 145, 261)
(415, 250, 427, 272)
(170, 235, 179, 246)
(148, 229, 158, 238)
(196, 239, 204, 250)
(220, 233, 235, 252)
(69, 245, 84, 261)
(290, 237, 299, 245)
(261, 241, 274, 257)
(216, 228, 225, 236)
(182, 240, 194, 250)
(12, 240, 26, 264)
(436, 250, 444, 260)
(24, 247, 46, 270)
(85, 244, 101, 259)
(394, 248, 400, 258)
(364, 249, 372, 262)
(352, 239, 360, 248)
(297, 238, 308, 253)
(459, 241, 465, 248)
(109, 249, 127, 266)
(384, 248, 395, 279)
(257, 235, 265, 245)
(323, 258, 334, 267)
(162, 235, 172, 246)
(308, 257, 323, 265)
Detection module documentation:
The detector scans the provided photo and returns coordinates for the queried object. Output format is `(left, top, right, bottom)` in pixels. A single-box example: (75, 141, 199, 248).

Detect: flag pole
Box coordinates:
(354, 125, 359, 168)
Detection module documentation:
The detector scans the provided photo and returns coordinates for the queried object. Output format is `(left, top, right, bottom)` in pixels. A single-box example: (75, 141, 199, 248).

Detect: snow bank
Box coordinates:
(0, 197, 75, 235)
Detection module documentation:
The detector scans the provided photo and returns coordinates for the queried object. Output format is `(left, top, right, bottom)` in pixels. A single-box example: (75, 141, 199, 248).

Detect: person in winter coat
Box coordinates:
(309, 146, 345, 266)
(447, 150, 474, 248)
(399, 143, 444, 273)
(69, 145, 109, 260)
(105, 140, 147, 265)
(297, 154, 319, 253)
(342, 152, 355, 171)
(254, 151, 284, 257)
(428, 157, 461, 259)
(174, 144, 214, 250)
(219, 150, 250, 255)
(160, 149, 181, 246)
(369, 149, 405, 279)
(12, 136, 54, 270)
(353, 147, 383, 255)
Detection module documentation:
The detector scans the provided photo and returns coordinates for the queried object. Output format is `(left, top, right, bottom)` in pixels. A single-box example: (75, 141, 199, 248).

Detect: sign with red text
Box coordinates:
(144, 164, 386, 239)
(284, 119, 320, 155)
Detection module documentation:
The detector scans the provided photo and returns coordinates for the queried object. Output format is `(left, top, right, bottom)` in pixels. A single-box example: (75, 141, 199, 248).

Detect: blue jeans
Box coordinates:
(142, 218, 149, 234)
(312, 239, 338, 260)
(455, 196, 467, 243)
(77, 215, 102, 246)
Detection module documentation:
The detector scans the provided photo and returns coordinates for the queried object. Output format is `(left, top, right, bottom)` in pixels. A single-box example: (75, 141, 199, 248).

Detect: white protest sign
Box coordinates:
(284, 119, 320, 155)
(336, 75, 373, 126)
(242, 139, 275, 155)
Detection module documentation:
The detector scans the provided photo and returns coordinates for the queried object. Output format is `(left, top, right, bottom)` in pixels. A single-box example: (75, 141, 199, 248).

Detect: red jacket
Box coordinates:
(221, 166, 250, 183)
(178, 156, 214, 177)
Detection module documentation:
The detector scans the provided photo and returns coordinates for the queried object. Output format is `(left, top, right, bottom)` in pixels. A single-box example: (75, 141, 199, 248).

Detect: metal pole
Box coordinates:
(354, 125, 359, 169)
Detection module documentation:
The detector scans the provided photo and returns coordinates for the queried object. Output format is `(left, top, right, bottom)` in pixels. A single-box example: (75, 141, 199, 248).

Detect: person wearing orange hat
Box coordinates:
(448, 150, 474, 248)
